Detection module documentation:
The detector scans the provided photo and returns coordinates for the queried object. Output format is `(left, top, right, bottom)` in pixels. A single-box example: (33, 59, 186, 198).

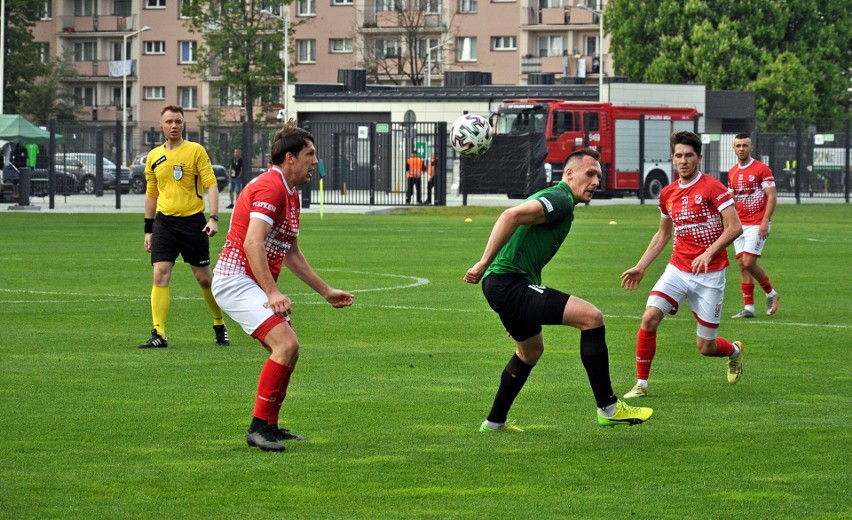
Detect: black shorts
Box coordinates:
(481, 273, 571, 342)
(150, 212, 210, 267)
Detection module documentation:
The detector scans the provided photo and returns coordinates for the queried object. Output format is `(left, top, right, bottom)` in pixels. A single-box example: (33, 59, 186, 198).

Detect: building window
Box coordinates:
(424, 0, 439, 13)
(74, 0, 96, 16)
(418, 38, 439, 59)
(114, 0, 131, 16)
(37, 43, 50, 64)
(376, 0, 397, 12)
(179, 41, 197, 64)
(585, 35, 599, 57)
(218, 86, 242, 106)
(178, 0, 192, 18)
(177, 86, 198, 109)
(492, 36, 516, 51)
(74, 86, 96, 107)
(74, 41, 97, 62)
(540, 0, 561, 7)
(455, 37, 477, 62)
(145, 0, 166, 8)
(330, 39, 353, 53)
(331, 0, 352, 4)
(145, 41, 166, 55)
(459, 0, 477, 13)
(144, 86, 166, 100)
(40, 0, 52, 19)
(297, 40, 316, 63)
(374, 38, 401, 59)
(112, 41, 132, 60)
(297, 0, 316, 16)
(538, 35, 566, 57)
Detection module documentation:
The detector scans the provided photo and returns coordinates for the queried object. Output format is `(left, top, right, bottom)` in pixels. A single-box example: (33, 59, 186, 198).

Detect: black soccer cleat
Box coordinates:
(246, 427, 285, 452)
(138, 329, 168, 349)
(213, 324, 230, 346)
(269, 426, 308, 441)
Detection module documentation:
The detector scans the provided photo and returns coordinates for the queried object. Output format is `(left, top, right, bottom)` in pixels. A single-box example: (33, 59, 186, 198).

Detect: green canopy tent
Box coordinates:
(0, 115, 65, 146)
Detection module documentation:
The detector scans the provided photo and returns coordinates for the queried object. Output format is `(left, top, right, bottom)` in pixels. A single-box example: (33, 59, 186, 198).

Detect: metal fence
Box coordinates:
(701, 119, 850, 202)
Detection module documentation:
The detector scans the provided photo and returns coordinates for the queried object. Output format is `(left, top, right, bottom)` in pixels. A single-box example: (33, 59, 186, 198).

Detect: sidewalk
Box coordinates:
(2, 190, 845, 214)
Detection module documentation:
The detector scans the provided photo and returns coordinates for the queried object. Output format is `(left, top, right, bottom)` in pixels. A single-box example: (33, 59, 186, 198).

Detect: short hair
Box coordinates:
(160, 105, 184, 117)
(734, 132, 750, 140)
(565, 147, 601, 167)
(670, 131, 702, 156)
(270, 120, 315, 165)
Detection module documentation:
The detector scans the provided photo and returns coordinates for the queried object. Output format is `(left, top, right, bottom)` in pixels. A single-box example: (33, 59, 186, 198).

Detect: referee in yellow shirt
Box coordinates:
(139, 105, 229, 348)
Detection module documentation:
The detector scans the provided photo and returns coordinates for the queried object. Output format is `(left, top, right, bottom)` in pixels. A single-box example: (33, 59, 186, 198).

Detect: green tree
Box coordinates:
(2, 0, 48, 113)
(18, 56, 83, 123)
(606, 0, 851, 125)
(182, 0, 290, 126)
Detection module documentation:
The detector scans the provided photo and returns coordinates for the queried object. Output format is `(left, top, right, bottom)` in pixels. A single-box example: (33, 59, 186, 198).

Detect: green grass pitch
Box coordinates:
(0, 203, 849, 519)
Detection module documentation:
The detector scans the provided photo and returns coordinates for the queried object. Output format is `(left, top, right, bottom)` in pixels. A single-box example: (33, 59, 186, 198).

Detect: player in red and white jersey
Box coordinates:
(212, 123, 354, 452)
(728, 133, 780, 319)
(620, 131, 745, 399)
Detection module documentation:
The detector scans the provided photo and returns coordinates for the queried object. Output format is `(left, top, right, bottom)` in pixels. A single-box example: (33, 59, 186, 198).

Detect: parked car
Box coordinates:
(130, 153, 228, 194)
(54, 152, 131, 194)
(0, 163, 78, 201)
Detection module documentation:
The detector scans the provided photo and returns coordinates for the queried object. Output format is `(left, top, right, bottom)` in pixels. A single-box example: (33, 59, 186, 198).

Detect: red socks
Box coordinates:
(758, 276, 773, 294)
(741, 283, 755, 305)
(636, 328, 657, 380)
(253, 358, 294, 424)
(712, 337, 736, 357)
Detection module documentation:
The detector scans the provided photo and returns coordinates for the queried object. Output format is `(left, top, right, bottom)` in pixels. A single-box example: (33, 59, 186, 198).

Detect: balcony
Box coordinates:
(59, 14, 138, 34)
(72, 59, 138, 81)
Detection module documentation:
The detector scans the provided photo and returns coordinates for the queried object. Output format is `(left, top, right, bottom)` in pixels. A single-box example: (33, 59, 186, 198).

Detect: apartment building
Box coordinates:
(30, 0, 608, 158)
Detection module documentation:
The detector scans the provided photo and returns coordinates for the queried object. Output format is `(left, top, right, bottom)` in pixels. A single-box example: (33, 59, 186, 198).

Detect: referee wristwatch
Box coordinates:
(210, 214, 219, 222)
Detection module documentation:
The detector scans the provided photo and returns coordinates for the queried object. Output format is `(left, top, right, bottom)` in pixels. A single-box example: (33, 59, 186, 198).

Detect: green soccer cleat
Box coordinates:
(597, 400, 653, 427)
(479, 420, 524, 433)
(727, 341, 745, 384)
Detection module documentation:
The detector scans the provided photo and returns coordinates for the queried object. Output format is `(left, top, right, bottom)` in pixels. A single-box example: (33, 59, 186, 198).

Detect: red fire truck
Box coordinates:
(494, 99, 700, 198)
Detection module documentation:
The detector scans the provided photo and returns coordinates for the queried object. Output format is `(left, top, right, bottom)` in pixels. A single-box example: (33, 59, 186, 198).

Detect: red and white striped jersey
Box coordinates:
(727, 158, 775, 226)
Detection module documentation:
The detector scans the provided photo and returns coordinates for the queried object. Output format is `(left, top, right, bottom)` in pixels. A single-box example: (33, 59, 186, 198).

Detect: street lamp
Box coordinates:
(425, 40, 453, 87)
(576, 3, 604, 102)
(260, 9, 289, 122)
(122, 25, 150, 167)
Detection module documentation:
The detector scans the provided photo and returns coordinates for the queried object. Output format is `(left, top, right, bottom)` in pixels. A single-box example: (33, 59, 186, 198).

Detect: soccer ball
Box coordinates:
(450, 114, 493, 157)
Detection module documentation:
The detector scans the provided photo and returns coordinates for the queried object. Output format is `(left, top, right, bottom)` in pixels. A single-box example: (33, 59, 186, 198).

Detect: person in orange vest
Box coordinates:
(425, 150, 438, 205)
(405, 150, 424, 204)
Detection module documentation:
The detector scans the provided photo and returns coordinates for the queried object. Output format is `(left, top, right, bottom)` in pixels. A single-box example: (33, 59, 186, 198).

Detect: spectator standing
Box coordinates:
(425, 150, 438, 205)
(227, 148, 243, 209)
(138, 105, 229, 349)
(405, 150, 423, 204)
(727, 133, 780, 318)
(212, 122, 353, 452)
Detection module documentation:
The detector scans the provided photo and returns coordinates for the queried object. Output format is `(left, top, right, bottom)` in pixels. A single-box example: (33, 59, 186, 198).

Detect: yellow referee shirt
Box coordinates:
(145, 140, 217, 217)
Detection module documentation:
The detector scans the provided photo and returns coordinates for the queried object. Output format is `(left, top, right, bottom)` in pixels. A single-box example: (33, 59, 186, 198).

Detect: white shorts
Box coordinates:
(211, 273, 289, 337)
(647, 263, 727, 340)
(733, 223, 770, 258)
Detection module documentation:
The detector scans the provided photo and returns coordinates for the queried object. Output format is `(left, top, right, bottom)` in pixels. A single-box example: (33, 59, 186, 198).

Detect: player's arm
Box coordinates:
(244, 217, 292, 318)
(282, 239, 354, 308)
(621, 216, 672, 290)
(760, 184, 777, 239)
(691, 205, 743, 275)
(464, 199, 546, 284)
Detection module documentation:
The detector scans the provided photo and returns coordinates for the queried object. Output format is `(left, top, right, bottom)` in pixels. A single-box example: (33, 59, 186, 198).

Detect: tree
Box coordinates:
(182, 0, 290, 126)
(359, 1, 454, 86)
(18, 56, 83, 124)
(605, 0, 851, 126)
(2, 0, 48, 113)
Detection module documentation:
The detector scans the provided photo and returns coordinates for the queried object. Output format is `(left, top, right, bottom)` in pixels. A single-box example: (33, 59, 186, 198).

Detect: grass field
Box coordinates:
(0, 203, 850, 519)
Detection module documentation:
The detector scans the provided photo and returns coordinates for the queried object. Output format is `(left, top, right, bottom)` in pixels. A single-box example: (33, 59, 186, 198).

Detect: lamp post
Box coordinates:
(424, 40, 453, 87)
(261, 9, 289, 122)
(122, 25, 150, 167)
(576, 3, 604, 102)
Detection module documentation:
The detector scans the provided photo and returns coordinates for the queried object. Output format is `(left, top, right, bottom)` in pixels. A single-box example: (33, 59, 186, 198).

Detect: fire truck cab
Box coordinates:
(494, 99, 699, 198)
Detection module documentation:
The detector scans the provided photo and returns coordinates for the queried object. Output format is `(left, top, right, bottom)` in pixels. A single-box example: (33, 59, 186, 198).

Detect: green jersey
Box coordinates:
(484, 181, 575, 286)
